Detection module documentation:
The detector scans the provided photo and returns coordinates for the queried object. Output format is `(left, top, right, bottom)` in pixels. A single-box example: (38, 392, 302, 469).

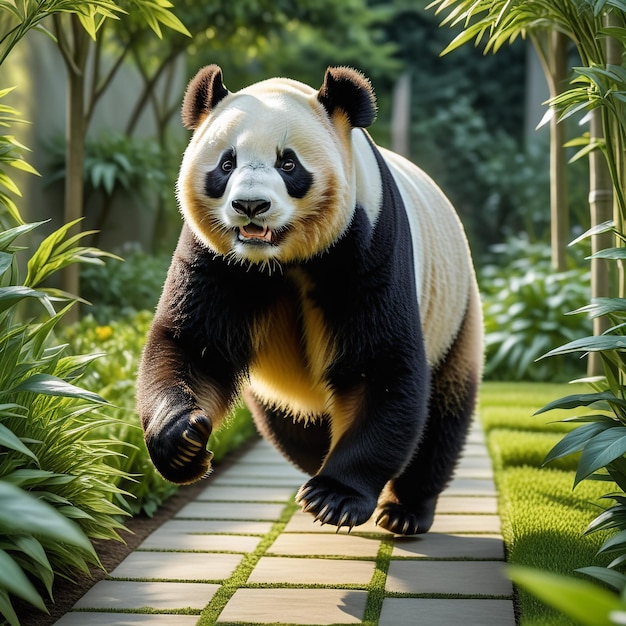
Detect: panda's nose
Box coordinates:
(231, 199, 271, 218)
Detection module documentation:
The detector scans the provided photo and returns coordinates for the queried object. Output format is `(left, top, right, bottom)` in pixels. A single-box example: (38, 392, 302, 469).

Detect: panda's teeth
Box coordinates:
(239, 225, 273, 243)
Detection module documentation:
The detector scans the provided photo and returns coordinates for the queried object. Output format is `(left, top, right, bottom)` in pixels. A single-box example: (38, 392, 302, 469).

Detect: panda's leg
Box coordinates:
(376, 287, 483, 535)
(243, 389, 331, 476)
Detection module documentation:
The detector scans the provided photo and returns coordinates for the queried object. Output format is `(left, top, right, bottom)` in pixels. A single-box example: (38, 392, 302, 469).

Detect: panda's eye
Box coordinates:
(221, 159, 234, 173)
(281, 159, 296, 173)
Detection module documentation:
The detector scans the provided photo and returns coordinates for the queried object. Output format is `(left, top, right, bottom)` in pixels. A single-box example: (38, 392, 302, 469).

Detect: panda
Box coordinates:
(137, 65, 483, 536)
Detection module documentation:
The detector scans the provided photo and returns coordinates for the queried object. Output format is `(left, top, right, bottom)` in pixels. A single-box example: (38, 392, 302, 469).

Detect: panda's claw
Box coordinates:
(375, 504, 425, 536)
(297, 475, 376, 532)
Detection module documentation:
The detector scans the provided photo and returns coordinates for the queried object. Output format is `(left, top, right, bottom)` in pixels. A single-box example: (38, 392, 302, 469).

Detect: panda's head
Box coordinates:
(176, 65, 377, 267)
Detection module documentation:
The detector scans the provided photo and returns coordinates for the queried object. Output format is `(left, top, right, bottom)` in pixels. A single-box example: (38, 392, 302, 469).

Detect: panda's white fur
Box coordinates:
(137, 65, 483, 536)
(177, 75, 476, 367)
(177, 77, 356, 270)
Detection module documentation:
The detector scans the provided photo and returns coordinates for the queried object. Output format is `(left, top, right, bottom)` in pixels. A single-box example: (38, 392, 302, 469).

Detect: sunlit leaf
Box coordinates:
(509, 565, 622, 626)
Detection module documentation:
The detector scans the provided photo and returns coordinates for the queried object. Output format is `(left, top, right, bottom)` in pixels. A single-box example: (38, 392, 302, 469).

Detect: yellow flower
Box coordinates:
(95, 325, 113, 341)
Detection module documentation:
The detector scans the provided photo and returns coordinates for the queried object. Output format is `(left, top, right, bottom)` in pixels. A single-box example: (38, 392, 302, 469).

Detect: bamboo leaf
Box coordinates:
(569, 221, 615, 247)
(0, 482, 94, 555)
(539, 335, 626, 359)
(0, 424, 38, 462)
(577, 566, 626, 593)
(0, 550, 45, 612)
(588, 248, 626, 260)
(575, 427, 626, 486)
(0, 285, 50, 314)
(508, 565, 622, 626)
(535, 391, 626, 414)
(543, 422, 613, 465)
(5, 373, 108, 404)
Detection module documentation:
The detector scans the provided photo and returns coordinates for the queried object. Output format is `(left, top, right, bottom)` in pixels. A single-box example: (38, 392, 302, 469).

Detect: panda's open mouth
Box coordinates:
(238, 223, 274, 245)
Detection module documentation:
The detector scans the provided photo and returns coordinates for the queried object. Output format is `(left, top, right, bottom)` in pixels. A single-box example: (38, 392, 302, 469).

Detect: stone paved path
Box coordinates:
(53, 422, 515, 625)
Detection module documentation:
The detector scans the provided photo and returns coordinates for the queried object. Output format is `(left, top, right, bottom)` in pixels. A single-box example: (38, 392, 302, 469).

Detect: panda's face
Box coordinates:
(177, 80, 354, 267)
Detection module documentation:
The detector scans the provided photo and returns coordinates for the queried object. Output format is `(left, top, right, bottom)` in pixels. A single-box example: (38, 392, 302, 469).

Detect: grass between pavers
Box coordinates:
(480, 381, 613, 626)
(196, 499, 300, 625)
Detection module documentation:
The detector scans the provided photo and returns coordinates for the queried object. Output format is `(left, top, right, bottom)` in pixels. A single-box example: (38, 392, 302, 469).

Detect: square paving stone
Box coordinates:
(175, 501, 286, 521)
(53, 613, 199, 626)
(268, 532, 381, 558)
(74, 580, 218, 610)
(430, 514, 501, 534)
(138, 530, 261, 552)
(379, 598, 515, 626)
(217, 463, 307, 479)
(209, 475, 305, 488)
(457, 455, 494, 469)
(217, 588, 367, 624)
(196, 485, 296, 502)
(435, 496, 498, 514)
(283, 511, 386, 535)
(155, 519, 273, 535)
(462, 442, 491, 456)
(109, 551, 242, 581)
(248, 556, 375, 585)
(454, 466, 494, 479)
(386, 560, 512, 596)
(443, 478, 497, 496)
(391, 533, 505, 559)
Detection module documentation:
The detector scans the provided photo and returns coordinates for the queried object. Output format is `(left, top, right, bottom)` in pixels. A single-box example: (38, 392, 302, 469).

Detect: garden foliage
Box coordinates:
(0, 98, 129, 624)
(480, 237, 591, 381)
(429, 0, 626, 623)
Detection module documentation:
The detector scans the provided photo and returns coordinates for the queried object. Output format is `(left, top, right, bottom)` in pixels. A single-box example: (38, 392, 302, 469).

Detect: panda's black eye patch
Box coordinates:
(205, 149, 236, 198)
(275, 149, 313, 199)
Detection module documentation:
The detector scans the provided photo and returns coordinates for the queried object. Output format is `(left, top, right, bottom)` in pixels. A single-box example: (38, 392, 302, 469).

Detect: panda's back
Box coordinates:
(352, 130, 474, 366)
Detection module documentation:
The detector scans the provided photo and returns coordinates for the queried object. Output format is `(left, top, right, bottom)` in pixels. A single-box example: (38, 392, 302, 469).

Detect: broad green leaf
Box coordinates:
(6, 373, 108, 404)
(0, 550, 45, 611)
(598, 529, 626, 556)
(577, 566, 626, 593)
(0, 221, 44, 251)
(570, 221, 615, 247)
(588, 248, 626, 260)
(0, 587, 20, 626)
(540, 335, 626, 359)
(575, 427, 626, 486)
(0, 251, 12, 275)
(535, 391, 626, 414)
(0, 423, 38, 462)
(572, 298, 626, 319)
(0, 482, 94, 555)
(587, 505, 626, 534)
(543, 422, 612, 465)
(0, 285, 52, 315)
(508, 565, 622, 626)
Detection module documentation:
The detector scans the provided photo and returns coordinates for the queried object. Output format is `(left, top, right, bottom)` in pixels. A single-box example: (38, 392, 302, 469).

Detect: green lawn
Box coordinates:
(479, 382, 613, 626)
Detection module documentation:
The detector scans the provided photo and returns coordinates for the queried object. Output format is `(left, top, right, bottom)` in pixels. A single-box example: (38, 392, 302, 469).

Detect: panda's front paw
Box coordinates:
(296, 476, 377, 532)
(147, 409, 213, 484)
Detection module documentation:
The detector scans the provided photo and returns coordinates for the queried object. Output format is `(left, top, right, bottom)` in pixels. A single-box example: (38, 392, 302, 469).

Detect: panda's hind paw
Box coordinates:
(296, 476, 376, 532)
(375, 499, 435, 535)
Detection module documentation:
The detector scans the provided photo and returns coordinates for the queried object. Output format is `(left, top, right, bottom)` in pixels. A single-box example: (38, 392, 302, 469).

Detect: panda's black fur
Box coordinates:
(137, 65, 483, 535)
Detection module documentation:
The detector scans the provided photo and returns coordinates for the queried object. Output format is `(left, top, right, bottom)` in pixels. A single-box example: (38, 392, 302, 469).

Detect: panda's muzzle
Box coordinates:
(232, 198, 275, 244)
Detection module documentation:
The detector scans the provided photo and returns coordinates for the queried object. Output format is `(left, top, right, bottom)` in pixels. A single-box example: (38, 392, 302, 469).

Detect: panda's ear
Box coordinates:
(181, 65, 229, 130)
(317, 67, 377, 128)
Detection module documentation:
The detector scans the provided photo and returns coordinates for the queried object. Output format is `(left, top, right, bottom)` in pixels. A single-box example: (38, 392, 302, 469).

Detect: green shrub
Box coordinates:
(0, 218, 130, 624)
(480, 237, 592, 381)
(60, 311, 258, 516)
(79, 246, 170, 323)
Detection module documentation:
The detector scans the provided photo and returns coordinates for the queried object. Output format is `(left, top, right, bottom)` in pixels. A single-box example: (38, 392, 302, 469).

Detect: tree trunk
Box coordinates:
(588, 110, 614, 376)
(61, 16, 89, 323)
(391, 72, 411, 158)
(547, 31, 568, 272)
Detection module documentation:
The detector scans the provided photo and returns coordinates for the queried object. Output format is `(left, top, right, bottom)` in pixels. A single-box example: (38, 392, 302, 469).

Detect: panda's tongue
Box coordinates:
(240, 224, 272, 242)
